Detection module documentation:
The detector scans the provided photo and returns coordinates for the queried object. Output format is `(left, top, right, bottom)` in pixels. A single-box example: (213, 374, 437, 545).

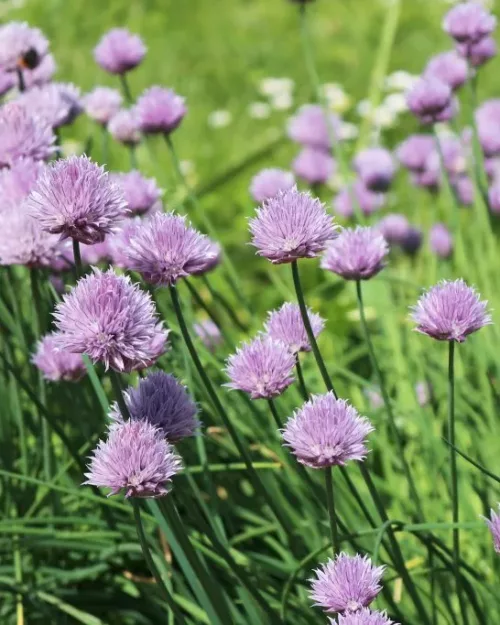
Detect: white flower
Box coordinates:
(270, 92, 293, 111)
(338, 122, 358, 140)
(384, 71, 419, 92)
(207, 110, 232, 128)
(383, 92, 408, 114)
(321, 83, 351, 113)
(248, 102, 271, 119)
(259, 77, 294, 98)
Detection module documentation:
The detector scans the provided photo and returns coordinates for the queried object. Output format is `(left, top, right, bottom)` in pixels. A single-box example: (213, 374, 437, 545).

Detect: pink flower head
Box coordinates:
(264, 302, 324, 354)
(459, 37, 497, 67)
(124, 212, 220, 285)
(397, 134, 435, 173)
(410, 279, 491, 342)
(429, 223, 453, 259)
(0, 102, 55, 167)
(32, 333, 86, 382)
(27, 155, 127, 244)
(94, 28, 146, 75)
(17, 82, 82, 129)
(287, 104, 341, 150)
(83, 87, 123, 125)
(282, 392, 373, 468)
(333, 182, 385, 219)
(376, 214, 410, 245)
(407, 77, 456, 125)
(0, 21, 49, 72)
(84, 420, 182, 498)
(334, 608, 398, 625)
(292, 147, 336, 185)
(54, 268, 169, 371)
(443, 2, 496, 45)
(225, 336, 296, 399)
(250, 168, 296, 203)
(353, 148, 395, 192)
(310, 553, 384, 614)
(135, 86, 186, 135)
(424, 51, 468, 91)
(0, 158, 45, 211)
(250, 186, 338, 264)
(112, 170, 162, 216)
(108, 109, 141, 145)
(321, 226, 388, 281)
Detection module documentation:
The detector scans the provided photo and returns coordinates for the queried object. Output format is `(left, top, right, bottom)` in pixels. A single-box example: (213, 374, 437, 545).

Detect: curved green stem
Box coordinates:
(325, 466, 339, 556)
(295, 356, 309, 401)
(109, 369, 131, 421)
(268, 398, 283, 430)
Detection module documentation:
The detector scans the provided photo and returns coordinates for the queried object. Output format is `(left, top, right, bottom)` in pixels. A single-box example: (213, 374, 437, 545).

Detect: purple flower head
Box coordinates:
(225, 336, 296, 400)
(484, 505, 500, 553)
(453, 176, 474, 207)
(124, 212, 219, 285)
(250, 186, 338, 264)
(334, 609, 398, 625)
(54, 268, 169, 371)
(424, 51, 468, 91)
(476, 100, 500, 157)
(135, 86, 186, 135)
(17, 82, 82, 129)
(194, 319, 223, 351)
(415, 381, 431, 407)
(459, 36, 497, 68)
(0, 102, 55, 167)
(397, 135, 435, 173)
(83, 87, 122, 125)
(110, 371, 199, 442)
(333, 181, 385, 219)
(112, 170, 162, 216)
(32, 332, 86, 382)
(443, 2, 496, 45)
(411, 168, 440, 192)
(250, 168, 296, 203)
(310, 553, 384, 614)
(400, 227, 423, 256)
(364, 387, 383, 410)
(410, 279, 492, 342)
(94, 28, 146, 75)
(488, 183, 500, 213)
(84, 420, 182, 498)
(108, 109, 141, 145)
(0, 69, 15, 96)
(0, 22, 49, 72)
(376, 214, 410, 245)
(27, 155, 127, 244)
(80, 239, 111, 265)
(321, 226, 388, 281)
(108, 217, 142, 269)
(287, 104, 341, 150)
(353, 148, 395, 192)
(292, 147, 336, 185)
(190, 239, 222, 276)
(264, 302, 324, 355)
(0, 158, 45, 210)
(23, 53, 56, 89)
(407, 77, 456, 125)
(429, 223, 453, 258)
(427, 135, 468, 178)
(282, 393, 373, 468)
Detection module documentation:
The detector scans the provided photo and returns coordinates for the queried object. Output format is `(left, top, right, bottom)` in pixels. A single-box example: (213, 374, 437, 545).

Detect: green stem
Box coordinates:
(119, 73, 133, 103)
(129, 144, 137, 169)
(72, 239, 82, 280)
(355, 280, 423, 519)
(325, 466, 339, 556)
(267, 398, 283, 430)
(169, 284, 294, 536)
(109, 369, 131, 421)
(132, 500, 187, 623)
(101, 124, 108, 164)
(291, 261, 338, 397)
(295, 356, 309, 401)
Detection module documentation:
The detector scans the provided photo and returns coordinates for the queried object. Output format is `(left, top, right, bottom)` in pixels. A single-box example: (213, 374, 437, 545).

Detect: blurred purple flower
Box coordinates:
(476, 100, 500, 156)
(250, 186, 338, 263)
(410, 279, 491, 342)
(250, 168, 296, 203)
(23, 53, 56, 89)
(0, 102, 55, 166)
(484, 505, 500, 553)
(54, 268, 168, 371)
(397, 135, 436, 173)
(194, 319, 223, 351)
(376, 214, 410, 245)
(225, 336, 296, 399)
(80, 239, 111, 265)
(400, 227, 423, 256)
(84, 420, 182, 498)
(364, 387, 383, 410)
(429, 223, 453, 258)
(334, 609, 397, 625)
(282, 392, 373, 468)
(108, 109, 141, 145)
(488, 182, 500, 213)
(264, 302, 324, 355)
(333, 181, 385, 219)
(0, 69, 15, 96)
(135, 86, 186, 134)
(32, 332, 86, 382)
(415, 381, 431, 407)
(287, 104, 340, 150)
(310, 553, 384, 613)
(407, 77, 456, 125)
(459, 37, 497, 67)
(94, 28, 146, 75)
(17, 82, 82, 129)
(424, 51, 468, 91)
(124, 212, 219, 285)
(108, 217, 142, 269)
(27, 155, 127, 244)
(443, 2, 496, 46)
(110, 371, 199, 442)
(112, 170, 162, 216)
(0, 22, 49, 72)
(0, 158, 45, 210)
(292, 147, 336, 185)
(353, 148, 395, 192)
(83, 87, 122, 125)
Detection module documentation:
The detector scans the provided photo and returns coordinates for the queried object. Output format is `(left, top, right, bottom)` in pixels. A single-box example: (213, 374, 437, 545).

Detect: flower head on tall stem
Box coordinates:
(459, 37, 497, 67)
(376, 214, 410, 245)
(84, 419, 182, 498)
(397, 134, 436, 173)
(27, 155, 127, 245)
(424, 51, 468, 91)
(112, 170, 162, 216)
(410, 279, 491, 342)
(333, 609, 398, 625)
(443, 2, 496, 46)
(407, 77, 456, 125)
(484, 504, 500, 553)
(292, 147, 336, 185)
(17, 82, 82, 129)
(287, 104, 340, 150)
(83, 87, 122, 125)
(264, 302, 324, 355)
(429, 223, 453, 258)
(124, 212, 219, 285)
(353, 148, 395, 192)
(0, 158, 45, 210)
(333, 181, 385, 219)
(0, 102, 55, 166)
(32, 332, 86, 382)
(110, 371, 199, 442)
(225, 336, 296, 399)
(321, 227, 388, 281)
(54, 268, 168, 372)
(249, 168, 296, 203)
(135, 86, 186, 134)
(108, 109, 141, 146)
(250, 186, 338, 263)
(94, 28, 146, 75)
(475, 100, 500, 157)
(0, 21, 49, 72)
(310, 553, 384, 614)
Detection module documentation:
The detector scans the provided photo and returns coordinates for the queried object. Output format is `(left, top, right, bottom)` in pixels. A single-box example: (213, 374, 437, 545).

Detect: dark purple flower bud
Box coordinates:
(292, 147, 336, 185)
(407, 77, 456, 125)
(396, 134, 435, 173)
(424, 51, 468, 91)
(443, 2, 496, 45)
(135, 86, 186, 135)
(32, 332, 86, 382)
(400, 227, 423, 256)
(94, 28, 146, 75)
(84, 420, 182, 498)
(376, 213, 410, 245)
(429, 223, 453, 258)
(83, 87, 122, 125)
(250, 168, 296, 203)
(459, 36, 497, 67)
(287, 104, 341, 150)
(333, 181, 385, 219)
(410, 278, 491, 342)
(353, 147, 395, 192)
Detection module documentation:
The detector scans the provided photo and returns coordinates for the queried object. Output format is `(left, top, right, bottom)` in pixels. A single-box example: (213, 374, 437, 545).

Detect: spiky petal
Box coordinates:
(264, 302, 324, 354)
(333, 608, 398, 625)
(484, 504, 500, 553)
(0, 102, 55, 167)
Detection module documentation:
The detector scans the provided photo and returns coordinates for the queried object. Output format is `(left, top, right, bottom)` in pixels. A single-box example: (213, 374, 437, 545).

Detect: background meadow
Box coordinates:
(2, 0, 500, 624)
